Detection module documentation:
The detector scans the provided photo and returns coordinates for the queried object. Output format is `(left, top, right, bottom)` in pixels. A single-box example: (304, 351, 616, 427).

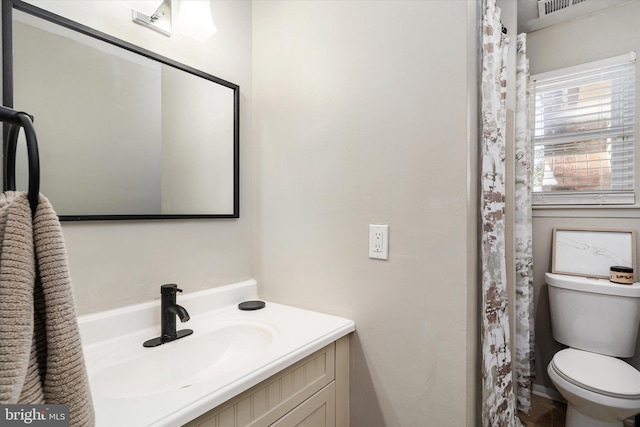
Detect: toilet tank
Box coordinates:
(546, 272, 640, 358)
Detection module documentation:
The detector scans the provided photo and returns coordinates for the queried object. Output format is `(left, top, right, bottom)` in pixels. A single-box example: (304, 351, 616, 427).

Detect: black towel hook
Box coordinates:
(1, 107, 40, 215)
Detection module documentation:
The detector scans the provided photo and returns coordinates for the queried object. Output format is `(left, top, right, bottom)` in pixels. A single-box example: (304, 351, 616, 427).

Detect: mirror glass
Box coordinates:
(5, 3, 239, 219)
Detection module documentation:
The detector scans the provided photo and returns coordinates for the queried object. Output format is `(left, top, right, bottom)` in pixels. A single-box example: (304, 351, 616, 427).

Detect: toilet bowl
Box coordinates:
(548, 348, 640, 427)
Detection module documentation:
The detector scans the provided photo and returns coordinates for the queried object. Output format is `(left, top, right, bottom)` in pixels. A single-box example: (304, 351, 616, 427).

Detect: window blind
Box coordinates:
(531, 52, 636, 205)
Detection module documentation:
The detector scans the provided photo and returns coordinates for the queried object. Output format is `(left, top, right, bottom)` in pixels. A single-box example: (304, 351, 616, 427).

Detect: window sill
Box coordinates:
(533, 205, 640, 218)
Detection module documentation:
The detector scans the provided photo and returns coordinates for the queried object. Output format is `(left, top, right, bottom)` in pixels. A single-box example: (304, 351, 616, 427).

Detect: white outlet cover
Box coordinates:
(369, 224, 389, 260)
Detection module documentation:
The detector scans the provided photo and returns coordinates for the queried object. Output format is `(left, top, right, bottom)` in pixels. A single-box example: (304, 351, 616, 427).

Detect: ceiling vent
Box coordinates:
(538, 0, 589, 17)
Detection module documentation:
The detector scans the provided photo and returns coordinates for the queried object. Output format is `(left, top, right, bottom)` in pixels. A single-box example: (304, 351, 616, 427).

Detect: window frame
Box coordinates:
(530, 51, 637, 207)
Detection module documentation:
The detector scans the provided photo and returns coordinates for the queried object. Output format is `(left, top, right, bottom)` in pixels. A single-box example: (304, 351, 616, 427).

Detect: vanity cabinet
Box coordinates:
(184, 336, 350, 427)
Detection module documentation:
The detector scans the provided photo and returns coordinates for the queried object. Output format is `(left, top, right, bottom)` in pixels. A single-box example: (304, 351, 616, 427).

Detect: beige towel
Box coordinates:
(0, 192, 94, 426)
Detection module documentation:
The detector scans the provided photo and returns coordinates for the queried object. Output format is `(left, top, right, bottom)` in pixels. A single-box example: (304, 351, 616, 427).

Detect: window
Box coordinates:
(531, 52, 636, 205)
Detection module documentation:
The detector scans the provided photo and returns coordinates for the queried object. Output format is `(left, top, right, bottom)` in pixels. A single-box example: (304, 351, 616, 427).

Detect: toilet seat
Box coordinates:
(551, 348, 640, 399)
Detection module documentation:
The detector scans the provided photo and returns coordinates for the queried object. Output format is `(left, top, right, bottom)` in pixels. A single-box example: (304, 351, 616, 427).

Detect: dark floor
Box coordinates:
(518, 394, 566, 427)
(519, 394, 636, 427)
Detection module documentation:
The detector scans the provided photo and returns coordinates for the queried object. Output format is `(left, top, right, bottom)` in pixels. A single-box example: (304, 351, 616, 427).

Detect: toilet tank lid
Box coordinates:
(546, 272, 640, 297)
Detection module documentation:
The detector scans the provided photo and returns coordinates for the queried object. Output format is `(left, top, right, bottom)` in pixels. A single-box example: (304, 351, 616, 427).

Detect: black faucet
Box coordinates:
(143, 284, 193, 347)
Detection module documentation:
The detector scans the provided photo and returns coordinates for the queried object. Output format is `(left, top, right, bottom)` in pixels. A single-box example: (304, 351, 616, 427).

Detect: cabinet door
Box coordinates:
(270, 383, 335, 427)
(184, 344, 336, 427)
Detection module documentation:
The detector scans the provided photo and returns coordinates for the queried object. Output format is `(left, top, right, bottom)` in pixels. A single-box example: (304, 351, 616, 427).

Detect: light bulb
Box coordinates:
(175, 0, 217, 41)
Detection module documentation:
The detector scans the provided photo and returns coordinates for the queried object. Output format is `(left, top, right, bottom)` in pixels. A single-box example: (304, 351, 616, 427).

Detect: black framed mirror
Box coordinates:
(2, 0, 240, 220)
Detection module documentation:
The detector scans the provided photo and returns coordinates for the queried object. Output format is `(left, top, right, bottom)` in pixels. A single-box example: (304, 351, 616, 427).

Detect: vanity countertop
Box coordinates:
(78, 280, 355, 427)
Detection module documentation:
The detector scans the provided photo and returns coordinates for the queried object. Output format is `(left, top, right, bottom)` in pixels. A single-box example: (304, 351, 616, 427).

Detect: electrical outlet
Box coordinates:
(369, 224, 389, 260)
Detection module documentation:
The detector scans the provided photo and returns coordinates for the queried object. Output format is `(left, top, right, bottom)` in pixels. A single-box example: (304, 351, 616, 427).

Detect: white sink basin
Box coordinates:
(79, 280, 355, 427)
(93, 322, 276, 399)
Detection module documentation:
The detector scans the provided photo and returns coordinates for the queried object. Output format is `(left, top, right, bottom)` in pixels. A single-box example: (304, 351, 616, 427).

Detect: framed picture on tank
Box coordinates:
(552, 228, 636, 279)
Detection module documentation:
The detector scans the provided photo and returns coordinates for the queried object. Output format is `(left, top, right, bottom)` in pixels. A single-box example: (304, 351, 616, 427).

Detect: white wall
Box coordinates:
(252, 1, 478, 425)
(527, 1, 640, 391)
(15, 0, 254, 314)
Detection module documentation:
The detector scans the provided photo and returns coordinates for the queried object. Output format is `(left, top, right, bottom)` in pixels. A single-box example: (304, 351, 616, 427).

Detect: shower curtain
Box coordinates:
(514, 32, 535, 414)
(480, 0, 521, 425)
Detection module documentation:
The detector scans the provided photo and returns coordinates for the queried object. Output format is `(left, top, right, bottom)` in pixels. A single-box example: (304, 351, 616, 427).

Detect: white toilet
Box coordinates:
(547, 272, 640, 427)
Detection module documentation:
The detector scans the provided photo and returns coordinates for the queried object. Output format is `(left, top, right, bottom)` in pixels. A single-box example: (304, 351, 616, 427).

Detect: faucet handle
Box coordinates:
(161, 284, 182, 294)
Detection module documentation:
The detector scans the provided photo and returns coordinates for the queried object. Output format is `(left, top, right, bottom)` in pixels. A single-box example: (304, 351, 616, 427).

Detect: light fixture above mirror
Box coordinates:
(119, 0, 217, 41)
(129, 0, 172, 36)
(175, 0, 217, 41)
